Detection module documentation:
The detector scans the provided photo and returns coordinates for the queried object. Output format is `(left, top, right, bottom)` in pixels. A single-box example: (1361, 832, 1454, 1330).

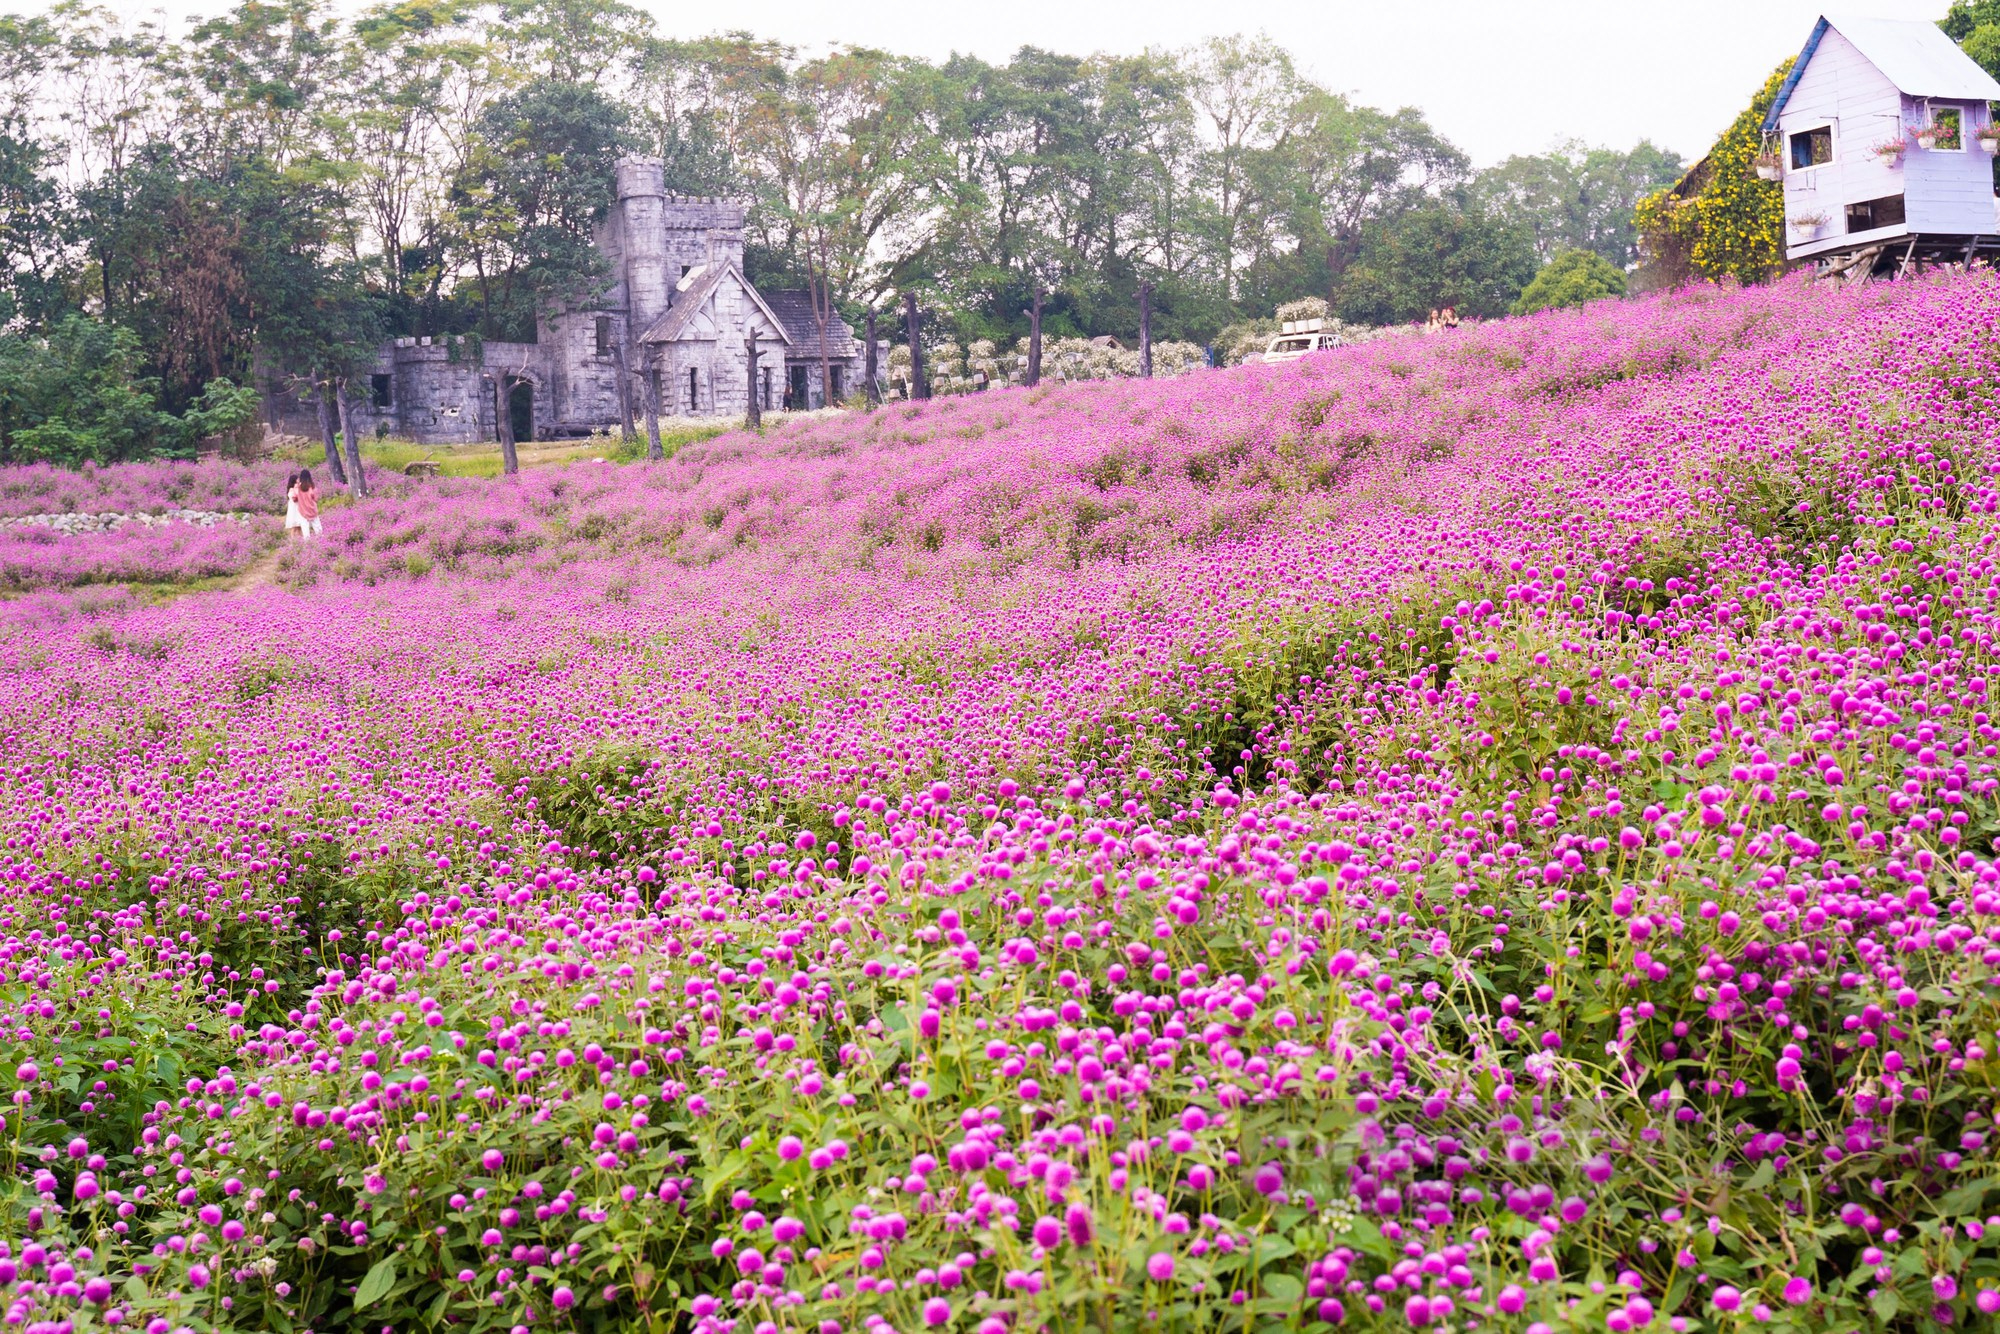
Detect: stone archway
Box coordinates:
(508, 379, 535, 443)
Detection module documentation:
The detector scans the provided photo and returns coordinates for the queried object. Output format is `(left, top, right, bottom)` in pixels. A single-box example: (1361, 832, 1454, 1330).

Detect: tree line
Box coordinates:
(0, 0, 1684, 464)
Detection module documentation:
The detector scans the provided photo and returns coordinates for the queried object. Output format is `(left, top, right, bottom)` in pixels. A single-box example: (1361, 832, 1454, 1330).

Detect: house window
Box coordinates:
(1932, 106, 1964, 151)
(1845, 194, 1907, 232)
(687, 367, 698, 412)
(594, 316, 611, 356)
(370, 374, 393, 408)
(1789, 125, 1833, 170)
(762, 366, 773, 410)
(830, 366, 845, 402)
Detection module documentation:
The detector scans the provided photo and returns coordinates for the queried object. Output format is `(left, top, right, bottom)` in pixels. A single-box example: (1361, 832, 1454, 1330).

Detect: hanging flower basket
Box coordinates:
(1753, 152, 1783, 182)
(1872, 137, 1909, 165)
(1917, 128, 1939, 150)
(1981, 132, 1999, 154)
(1789, 212, 1829, 239)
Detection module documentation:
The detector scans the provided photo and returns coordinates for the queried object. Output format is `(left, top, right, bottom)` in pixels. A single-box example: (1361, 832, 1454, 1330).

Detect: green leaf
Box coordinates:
(1940, 1177, 1997, 1214)
(1870, 1287, 1900, 1322)
(354, 1256, 397, 1312)
(1742, 1160, 1775, 1192)
(703, 1151, 748, 1207)
(122, 1276, 147, 1303)
(1263, 1273, 1304, 1303)
(1253, 1234, 1298, 1267)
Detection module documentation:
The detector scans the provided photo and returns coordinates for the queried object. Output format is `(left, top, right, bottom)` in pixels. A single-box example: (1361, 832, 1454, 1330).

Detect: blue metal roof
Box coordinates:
(1762, 17, 1829, 137)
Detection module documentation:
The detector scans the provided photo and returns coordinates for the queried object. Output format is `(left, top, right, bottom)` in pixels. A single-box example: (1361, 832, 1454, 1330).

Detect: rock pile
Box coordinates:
(0, 509, 258, 536)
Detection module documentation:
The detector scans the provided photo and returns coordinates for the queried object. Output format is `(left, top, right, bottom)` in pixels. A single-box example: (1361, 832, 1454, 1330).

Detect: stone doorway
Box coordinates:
(508, 381, 534, 442)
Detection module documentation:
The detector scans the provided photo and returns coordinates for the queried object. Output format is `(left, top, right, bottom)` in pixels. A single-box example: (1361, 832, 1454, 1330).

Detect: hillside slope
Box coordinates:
(0, 275, 1996, 1331)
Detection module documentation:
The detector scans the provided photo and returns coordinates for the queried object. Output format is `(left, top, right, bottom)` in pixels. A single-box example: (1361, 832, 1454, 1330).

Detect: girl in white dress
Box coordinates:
(283, 472, 303, 536)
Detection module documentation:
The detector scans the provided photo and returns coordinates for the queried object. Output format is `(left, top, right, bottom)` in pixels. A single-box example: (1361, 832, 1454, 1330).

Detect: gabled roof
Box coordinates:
(762, 290, 861, 360)
(638, 264, 795, 346)
(1765, 15, 2000, 133)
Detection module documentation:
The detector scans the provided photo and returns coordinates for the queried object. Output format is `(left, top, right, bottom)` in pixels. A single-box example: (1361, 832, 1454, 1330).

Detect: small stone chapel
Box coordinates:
(262, 156, 868, 446)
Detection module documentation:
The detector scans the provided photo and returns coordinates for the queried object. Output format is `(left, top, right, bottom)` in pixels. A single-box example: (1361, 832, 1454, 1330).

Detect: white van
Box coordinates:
(1260, 317, 1341, 363)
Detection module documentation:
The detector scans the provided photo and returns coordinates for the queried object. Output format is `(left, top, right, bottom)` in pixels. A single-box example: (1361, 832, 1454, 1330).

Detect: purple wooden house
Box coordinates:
(1767, 15, 2000, 271)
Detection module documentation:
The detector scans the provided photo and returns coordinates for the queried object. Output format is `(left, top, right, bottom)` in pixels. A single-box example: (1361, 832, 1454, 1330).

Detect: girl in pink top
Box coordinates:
(291, 469, 322, 540)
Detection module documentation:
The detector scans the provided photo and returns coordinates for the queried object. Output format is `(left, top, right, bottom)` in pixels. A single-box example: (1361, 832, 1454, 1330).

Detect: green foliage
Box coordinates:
(1944, 1, 2000, 77)
(0, 316, 258, 465)
(453, 81, 638, 339)
(1334, 198, 1540, 323)
(1472, 139, 1683, 269)
(1633, 64, 1788, 287)
(1510, 247, 1629, 315)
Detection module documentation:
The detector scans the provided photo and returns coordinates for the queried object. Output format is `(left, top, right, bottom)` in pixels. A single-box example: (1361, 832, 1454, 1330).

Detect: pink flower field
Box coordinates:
(0, 460, 291, 521)
(1, 275, 1999, 1333)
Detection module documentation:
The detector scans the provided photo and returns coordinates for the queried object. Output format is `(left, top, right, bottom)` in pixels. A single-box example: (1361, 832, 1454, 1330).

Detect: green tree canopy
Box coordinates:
(0, 315, 256, 465)
(1334, 197, 1538, 324)
(1473, 140, 1682, 269)
(1510, 247, 1628, 315)
(1943, 1, 2000, 79)
(452, 81, 637, 339)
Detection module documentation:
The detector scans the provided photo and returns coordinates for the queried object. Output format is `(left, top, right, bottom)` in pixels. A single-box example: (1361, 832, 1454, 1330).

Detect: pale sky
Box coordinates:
(110, 0, 1954, 167)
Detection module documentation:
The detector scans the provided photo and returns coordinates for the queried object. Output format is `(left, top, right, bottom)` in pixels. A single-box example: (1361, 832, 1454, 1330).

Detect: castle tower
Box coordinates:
(614, 157, 670, 335)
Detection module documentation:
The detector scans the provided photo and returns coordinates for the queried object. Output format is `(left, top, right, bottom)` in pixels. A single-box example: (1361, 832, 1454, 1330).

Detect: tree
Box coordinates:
(451, 81, 636, 339)
(0, 314, 255, 465)
(738, 48, 944, 402)
(168, 0, 343, 172)
(630, 35, 782, 197)
(0, 117, 74, 326)
(485, 0, 651, 86)
(1510, 248, 1627, 315)
(1632, 64, 1788, 289)
(339, 0, 490, 313)
(1474, 140, 1682, 268)
(1335, 198, 1537, 324)
(1253, 92, 1464, 310)
(1943, 1, 2000, 79)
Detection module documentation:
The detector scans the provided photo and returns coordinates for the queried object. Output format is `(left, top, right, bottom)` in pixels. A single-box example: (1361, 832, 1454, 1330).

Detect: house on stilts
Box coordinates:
(1766, 14, 2000, 279)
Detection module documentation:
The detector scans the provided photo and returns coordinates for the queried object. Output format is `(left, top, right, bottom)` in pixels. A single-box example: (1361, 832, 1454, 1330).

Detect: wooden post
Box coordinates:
(611, 342, 635, 439)
(641, 354, 663, 461)
(335, 377, 367, 497)
(903, 292, 927, 400)
(864, 307, 880, 406)
(493, 374, 520, 475)
(1028, 284, 1043, 388)
(747, 331, 761, 430)
(314, 383, 347, 485)
(1138, 281, 1153, 379)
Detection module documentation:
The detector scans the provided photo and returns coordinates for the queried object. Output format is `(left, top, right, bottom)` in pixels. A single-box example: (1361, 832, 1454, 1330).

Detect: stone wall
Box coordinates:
(539, 311, 626, 435)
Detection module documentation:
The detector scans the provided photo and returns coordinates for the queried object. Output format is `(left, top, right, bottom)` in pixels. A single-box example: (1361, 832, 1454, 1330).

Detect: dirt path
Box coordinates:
(229, 541, 290, 593)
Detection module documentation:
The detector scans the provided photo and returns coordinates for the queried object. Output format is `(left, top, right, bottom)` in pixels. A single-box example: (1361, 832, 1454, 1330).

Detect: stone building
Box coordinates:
(262, 157, 870, 445)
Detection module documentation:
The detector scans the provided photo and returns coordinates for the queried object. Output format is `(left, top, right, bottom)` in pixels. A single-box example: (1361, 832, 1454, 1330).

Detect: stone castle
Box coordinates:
(262, 157, 869, 445)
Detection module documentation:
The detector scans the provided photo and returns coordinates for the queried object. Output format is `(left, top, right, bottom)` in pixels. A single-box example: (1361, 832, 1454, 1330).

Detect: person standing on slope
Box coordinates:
(291, 469, 322, 540)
